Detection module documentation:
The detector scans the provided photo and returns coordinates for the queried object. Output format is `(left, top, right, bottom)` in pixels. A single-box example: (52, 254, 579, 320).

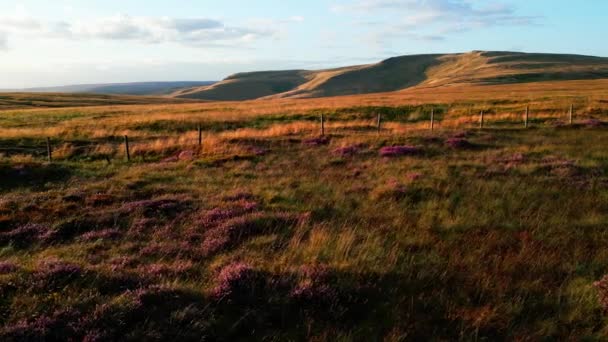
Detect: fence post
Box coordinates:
(479, 110, 484, 129)
(198, 124, 203, 148)
(569, 104, 574, 125)
(46, 137, 52, 163)
(320, 114, 325, 136)
(124, 135, 131, 162)
(524, 106, 529, 128)
(430, 109, 435, 131)
(377, 113, 382, 133)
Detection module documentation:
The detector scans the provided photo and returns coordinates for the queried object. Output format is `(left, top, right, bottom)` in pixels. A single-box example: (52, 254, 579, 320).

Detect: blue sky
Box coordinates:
(0, 0, 606, 88)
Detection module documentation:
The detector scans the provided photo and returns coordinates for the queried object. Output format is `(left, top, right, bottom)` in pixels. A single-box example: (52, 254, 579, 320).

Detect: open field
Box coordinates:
(0, 93, 198, 111)
(1, 79, 608, 340)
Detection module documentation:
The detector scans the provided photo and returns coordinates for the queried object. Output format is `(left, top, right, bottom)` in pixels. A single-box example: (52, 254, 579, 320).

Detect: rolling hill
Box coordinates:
(0, 92, 198, 110)
(172, 51, 608, 101)
(2, 81, 216, 96)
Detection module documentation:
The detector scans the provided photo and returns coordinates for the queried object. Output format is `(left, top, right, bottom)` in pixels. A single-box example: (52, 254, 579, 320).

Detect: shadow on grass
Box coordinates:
(0, 162, 73, 192)
(0, 264, 484, 341)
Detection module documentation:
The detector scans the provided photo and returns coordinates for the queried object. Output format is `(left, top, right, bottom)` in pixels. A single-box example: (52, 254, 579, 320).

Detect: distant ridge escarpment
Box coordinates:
(171, 51, 608, 101)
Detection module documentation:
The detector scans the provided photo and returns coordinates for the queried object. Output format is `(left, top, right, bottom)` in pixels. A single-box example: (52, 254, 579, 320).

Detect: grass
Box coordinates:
(0, 92, 198, 110)
(1, 80, 608, 340)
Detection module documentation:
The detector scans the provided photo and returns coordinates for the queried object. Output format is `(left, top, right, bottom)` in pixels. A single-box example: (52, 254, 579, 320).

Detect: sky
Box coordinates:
(0, 0, 607, 88)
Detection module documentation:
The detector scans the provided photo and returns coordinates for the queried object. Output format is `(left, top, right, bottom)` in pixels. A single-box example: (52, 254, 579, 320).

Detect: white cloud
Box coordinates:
(0, 32, 7, 51)
(0, 12, 289, 48)
(288, 16, 305, 23)
(335, 0, 539, 43)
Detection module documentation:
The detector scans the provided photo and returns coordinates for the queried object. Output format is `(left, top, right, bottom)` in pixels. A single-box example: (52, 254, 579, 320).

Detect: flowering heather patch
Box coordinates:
(485, 153, 526, 173)
(161, 150, 197, 163)
(79, 229, 121, 242)
(121, 197, 192, 217)
(246, 146, 268, 156)
(595, 275, 608, 312)
(502, 153, 526, 164)
(291, 264, 336, 302)
(303, 136, 330, 146)
(379, 145, 421, 157)
(82, 330, 107, 342)
(201, 212, 301, 256)
(0, 260, 19, 274)
(406, 172, 423, 181)
(211, 262, 262, 300)
(1, 309, 82, 341)
(128, 218, 157, 237)
(538, 156, 581, 178)
(445, 137, 474, 149)
(541, 156, 575, 167)
(82, 285, 207, 339)
(0, 223, 50, 247)
(33, 259, 83, 289)
(179, 150, 195, 161)
(332, 144, 363, 157)
(582, 119, 604, 128)
(198, 200, 259, 228)
(371, 180, 408, 201)
(108, 256, 139, 272)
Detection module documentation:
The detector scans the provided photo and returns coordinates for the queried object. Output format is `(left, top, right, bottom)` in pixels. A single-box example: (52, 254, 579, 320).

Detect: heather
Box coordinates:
(0, 93, 608, 340)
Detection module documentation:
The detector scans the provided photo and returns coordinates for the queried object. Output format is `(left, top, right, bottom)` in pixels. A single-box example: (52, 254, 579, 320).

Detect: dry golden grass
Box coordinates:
(2, 78, 608, 340)
(1, 79, 607, 159)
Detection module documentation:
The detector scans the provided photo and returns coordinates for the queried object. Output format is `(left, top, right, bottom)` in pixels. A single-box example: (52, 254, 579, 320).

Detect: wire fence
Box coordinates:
(0, 104, 602, 164)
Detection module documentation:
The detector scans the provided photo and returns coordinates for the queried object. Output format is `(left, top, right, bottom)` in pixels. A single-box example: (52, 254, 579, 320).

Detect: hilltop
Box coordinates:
(172, 51, 608, 101)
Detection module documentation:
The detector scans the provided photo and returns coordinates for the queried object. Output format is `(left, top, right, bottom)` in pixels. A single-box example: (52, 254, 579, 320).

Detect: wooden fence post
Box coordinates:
(124, 135, 131, 162)
(46, 137, 52, 163)
(198, 124, 203, 148)
(377, 113, 382, 133)
(524, 106, 529, 128)
(569, 104, 574, 125)
(430, 109, 435, 131)
(479, 110, 484, 129)
(320, 114, 325, 136)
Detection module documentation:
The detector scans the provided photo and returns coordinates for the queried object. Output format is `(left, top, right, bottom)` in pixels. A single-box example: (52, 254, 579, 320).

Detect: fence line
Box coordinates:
(0, 103, 597, 164)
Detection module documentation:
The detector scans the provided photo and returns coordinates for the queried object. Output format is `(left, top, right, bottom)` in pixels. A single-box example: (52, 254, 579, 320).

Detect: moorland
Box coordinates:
(1, 52, 608, 340)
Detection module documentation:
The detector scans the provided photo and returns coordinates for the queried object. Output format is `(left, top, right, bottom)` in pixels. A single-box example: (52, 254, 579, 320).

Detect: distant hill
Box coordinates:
(2, 81, 216, 96)
(171, 51, 608, 101)
(0, 93, 198, 111)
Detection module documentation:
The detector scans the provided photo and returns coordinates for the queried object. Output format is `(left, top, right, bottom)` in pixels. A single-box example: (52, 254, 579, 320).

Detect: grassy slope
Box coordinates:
(1, 80, 608, 340)
(0, 92, 198, 110)
(173, 70, 313, 101)
(172, 51, 608, 101)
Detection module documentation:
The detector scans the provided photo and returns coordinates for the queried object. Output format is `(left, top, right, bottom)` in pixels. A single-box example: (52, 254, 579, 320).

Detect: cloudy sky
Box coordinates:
(0, 0, 606, 88)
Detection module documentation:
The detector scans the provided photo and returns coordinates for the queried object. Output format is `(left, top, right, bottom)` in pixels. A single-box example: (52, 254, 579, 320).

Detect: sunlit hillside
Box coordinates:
(172, 51, 608, 101)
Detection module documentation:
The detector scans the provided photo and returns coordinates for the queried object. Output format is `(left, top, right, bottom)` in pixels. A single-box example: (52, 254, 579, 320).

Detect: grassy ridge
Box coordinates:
(172, 51, 608, 101)
(0, 81, 608, 340)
